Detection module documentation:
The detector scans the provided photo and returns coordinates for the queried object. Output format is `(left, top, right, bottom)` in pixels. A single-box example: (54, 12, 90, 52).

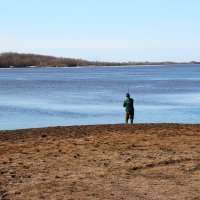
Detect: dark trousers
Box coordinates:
(125, 109, 134, 124)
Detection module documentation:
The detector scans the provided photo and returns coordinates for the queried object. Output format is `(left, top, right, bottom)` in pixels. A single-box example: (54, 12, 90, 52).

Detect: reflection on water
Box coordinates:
(0, 65, 200, 130)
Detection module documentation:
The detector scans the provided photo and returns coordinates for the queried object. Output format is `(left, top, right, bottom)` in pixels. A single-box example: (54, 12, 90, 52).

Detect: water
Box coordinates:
(0, 65, 200, 130)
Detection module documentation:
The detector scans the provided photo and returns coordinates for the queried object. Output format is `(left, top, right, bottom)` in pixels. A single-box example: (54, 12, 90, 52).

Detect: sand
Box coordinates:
(0, 124, 200, 200)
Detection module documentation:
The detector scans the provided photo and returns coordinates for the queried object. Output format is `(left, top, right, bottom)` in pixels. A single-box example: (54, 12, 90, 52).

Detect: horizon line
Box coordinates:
(0, 52, 199, 64)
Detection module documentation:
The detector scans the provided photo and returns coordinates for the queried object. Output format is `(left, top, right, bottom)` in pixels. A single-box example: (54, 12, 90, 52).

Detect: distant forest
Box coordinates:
(0, 52, 199, 68)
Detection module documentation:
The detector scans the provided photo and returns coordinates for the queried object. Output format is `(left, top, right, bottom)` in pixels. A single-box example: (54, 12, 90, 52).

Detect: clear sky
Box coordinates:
(0, 0, 199, 62)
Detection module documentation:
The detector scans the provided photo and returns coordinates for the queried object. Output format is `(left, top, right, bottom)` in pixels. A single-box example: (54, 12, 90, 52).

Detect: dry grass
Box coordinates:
(0, 124, 200, 200)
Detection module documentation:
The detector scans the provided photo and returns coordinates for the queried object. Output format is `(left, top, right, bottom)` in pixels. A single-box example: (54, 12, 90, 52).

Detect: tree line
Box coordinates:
(0, 53, 91, 67)
(0, 52, 128, 68)
(0, 52, 197, 68)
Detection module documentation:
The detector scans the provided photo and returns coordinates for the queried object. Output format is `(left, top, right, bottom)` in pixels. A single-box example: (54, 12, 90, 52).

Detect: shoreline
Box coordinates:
(0, 63, 199, 69)
(0, 122, 199, 132)
(1, 53, 199, 69)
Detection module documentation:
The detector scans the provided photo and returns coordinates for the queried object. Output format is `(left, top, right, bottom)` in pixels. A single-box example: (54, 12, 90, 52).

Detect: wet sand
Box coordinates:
(0, 124, 200, 200)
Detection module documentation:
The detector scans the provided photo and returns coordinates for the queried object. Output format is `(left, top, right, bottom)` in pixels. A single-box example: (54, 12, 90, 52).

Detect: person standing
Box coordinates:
(123, 93, 134, 124)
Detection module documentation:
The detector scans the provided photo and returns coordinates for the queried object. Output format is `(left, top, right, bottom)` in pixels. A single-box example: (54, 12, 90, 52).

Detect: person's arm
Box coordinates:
(131, 99, 134, 108)
(123, 100, 126, 107)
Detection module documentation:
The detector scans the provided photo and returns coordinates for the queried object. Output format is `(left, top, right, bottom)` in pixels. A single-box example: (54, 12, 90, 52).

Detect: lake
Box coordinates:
(0, 65, 200, 130)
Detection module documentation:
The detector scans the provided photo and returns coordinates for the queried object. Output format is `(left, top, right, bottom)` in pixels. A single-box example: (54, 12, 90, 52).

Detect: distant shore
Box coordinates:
(1, 63, 199, 69)
(1, 52, 199, 68)
(0, 64, 198, 70)
(1, 123, 200, 199)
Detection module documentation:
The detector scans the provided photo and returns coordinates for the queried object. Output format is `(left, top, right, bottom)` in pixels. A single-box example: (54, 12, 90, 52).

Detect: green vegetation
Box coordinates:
(0, 52, 198, 68)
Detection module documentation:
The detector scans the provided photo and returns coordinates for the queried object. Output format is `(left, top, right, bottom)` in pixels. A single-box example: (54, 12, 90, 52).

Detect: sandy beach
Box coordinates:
(0, 124, 200, 200)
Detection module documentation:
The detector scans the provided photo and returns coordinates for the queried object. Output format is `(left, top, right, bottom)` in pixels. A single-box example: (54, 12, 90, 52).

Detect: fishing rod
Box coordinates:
(127, 83, 129, 94)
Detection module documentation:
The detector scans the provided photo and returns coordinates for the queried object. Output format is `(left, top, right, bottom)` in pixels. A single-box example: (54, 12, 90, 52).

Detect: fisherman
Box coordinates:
(123, 93, 134, 124)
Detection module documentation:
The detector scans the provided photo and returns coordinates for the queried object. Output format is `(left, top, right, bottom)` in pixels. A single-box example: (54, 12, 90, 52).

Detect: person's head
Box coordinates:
(126, 93, 130, 98)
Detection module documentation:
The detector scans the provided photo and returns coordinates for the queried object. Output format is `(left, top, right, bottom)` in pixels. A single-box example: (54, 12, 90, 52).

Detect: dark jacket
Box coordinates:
(123, 97, 134, 112)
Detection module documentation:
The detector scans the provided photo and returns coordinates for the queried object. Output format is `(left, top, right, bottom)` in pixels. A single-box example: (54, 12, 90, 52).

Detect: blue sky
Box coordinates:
(0, 0, 200, 62)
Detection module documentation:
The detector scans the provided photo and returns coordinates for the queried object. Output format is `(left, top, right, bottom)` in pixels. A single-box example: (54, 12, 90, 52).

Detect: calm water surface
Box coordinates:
(0, 65, 200, 130)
